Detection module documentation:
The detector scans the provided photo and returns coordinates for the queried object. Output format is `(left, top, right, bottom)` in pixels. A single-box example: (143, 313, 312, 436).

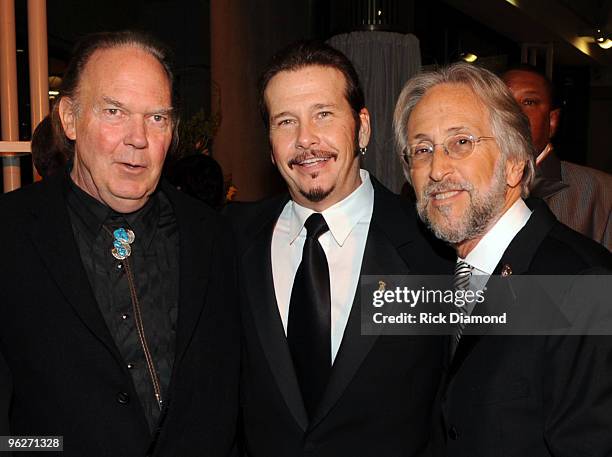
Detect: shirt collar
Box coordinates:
(460, 198, 532, 275)
(66, 175, 161, 251)
(288, 169, 374, 246)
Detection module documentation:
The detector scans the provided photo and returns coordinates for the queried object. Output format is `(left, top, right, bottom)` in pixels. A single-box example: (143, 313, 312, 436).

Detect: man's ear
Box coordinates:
(358, 108, 371, 149)
(58, 97, 77, 140)
(505, 158, 525, 189)
(549, 108, 560, 139)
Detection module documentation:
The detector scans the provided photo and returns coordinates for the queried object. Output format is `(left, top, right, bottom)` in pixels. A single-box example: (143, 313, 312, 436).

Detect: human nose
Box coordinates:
(123, 115, 148, 149)
(428, 144, 454, 182)
(295, 120, 319, 149)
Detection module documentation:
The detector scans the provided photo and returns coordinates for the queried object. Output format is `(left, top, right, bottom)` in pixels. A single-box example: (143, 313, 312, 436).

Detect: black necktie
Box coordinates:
(287, 213, 331, 418)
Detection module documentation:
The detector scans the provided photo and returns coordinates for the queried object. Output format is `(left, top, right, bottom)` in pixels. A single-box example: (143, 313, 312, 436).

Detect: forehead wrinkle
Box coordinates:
(101, 95, 126, 108)
(411, 126, 472, 142)
(313, 103, 338, 110)
(98, 93, 173, 115)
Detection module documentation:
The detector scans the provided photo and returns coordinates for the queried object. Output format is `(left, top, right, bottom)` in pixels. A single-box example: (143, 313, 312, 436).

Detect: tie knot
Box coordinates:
(304, 213, 329, 240)
(455, 260, 473, 276)
(454, 260, 473, 290)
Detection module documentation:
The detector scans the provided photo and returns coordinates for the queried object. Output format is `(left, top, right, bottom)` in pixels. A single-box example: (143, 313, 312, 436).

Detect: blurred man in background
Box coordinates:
(503, 65, 611, 250)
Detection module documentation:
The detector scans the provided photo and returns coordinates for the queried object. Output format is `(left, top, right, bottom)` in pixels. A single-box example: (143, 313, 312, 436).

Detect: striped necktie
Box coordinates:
(450, 260, 473, 357)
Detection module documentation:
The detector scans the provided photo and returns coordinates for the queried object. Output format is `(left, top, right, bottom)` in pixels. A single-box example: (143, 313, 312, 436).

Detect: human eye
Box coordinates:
(411, 143, 433, 157)
(317, 111, 332, 119)
(447, 134, 474, 156)
(454, 135, 472, 146)
(521, 98, 538, 106)
(103, 108, 123, 117)
(148, 113, 170, 128)
(100, 107, 127, 123)
(277, 118, 295, 127)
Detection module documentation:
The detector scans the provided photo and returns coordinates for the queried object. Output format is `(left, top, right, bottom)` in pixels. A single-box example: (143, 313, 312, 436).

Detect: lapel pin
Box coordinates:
(501, 264, 512, 277)
(378, 280, 386, 292)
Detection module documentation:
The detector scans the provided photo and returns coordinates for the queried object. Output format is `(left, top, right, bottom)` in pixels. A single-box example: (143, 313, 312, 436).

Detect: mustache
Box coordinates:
(422, 179, 474, 199)
(287, 150, 338, 168)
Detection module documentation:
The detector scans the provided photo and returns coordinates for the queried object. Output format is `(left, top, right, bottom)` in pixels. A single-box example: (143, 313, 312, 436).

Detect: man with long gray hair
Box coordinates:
(394, 62, 612, 456)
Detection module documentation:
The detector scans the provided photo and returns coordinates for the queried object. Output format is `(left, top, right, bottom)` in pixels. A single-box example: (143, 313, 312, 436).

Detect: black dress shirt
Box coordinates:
(65, 177, 179, 431)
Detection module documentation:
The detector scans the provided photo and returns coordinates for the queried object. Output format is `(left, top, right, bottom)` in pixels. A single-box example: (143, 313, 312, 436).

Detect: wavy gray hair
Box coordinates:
(393, 62, 535, 197)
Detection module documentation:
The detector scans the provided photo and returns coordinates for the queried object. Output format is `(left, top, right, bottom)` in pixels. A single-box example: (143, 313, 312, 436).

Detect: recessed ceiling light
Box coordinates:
(460, 52, 478, 63)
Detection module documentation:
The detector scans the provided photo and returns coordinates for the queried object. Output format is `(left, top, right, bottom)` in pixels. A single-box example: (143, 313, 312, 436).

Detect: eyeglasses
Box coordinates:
(401, 134, 495, 167)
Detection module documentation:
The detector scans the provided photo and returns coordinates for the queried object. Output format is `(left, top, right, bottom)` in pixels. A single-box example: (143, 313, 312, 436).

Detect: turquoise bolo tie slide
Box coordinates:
(111, 228, 135, 260)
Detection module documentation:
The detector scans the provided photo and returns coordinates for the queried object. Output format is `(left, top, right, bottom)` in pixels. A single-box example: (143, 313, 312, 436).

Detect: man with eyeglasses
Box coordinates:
(394, 62, 612, 456)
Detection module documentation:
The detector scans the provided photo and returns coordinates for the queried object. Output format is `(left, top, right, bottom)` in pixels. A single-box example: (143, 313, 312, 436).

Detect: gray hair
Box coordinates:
(393, 62, 535, 197)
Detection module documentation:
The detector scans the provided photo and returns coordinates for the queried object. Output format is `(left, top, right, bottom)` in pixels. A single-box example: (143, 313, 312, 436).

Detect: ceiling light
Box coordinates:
(460, 52, 478, 63)
(598, 38, 612, 49)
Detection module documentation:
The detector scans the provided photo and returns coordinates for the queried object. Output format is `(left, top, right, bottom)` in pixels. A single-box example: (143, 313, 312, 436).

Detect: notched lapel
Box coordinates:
(242, 208, 309, 432)
(166, 185, 214, 365)
(309, 222, 412, 429)
(448, 200, 557, 382)
(446, 271, 521, 383)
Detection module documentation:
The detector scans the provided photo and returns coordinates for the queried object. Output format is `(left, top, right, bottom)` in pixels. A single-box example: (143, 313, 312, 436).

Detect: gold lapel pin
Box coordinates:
(501, 264, 513, 277)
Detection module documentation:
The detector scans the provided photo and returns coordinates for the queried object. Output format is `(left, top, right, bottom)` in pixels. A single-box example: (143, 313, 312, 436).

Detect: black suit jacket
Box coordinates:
(228, 179, 453, 457)
(441, 199, 612, 457)
(0, 173, 240, 457)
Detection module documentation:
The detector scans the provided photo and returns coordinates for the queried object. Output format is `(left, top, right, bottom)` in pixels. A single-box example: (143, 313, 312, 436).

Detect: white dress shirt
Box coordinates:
(271, 169, 374, 362)
(459, 198, 532, 296)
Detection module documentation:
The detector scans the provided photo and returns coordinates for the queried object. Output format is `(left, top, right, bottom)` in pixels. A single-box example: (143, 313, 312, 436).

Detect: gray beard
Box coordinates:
(416, 160, 507, 245)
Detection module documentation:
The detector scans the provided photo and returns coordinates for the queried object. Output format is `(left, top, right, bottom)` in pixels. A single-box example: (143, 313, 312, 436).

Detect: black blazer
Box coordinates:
(228, 179, 453, 457)
(0, 173, 240, 457)
(440, 199, 612, 457)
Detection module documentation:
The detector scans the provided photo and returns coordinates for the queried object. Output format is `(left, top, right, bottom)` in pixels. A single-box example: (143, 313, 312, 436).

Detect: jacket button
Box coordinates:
(117, 392, 130, 404)
(448, 425, 459, 440)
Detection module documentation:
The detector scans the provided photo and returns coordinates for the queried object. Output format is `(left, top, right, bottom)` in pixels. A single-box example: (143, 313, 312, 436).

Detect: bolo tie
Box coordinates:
(103, 225, 163, 410)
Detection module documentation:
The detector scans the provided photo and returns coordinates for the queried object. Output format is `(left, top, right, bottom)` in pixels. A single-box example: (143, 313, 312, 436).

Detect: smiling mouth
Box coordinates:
(432, 190, 462, 200)
(297, 157, 331, 167)
(288, 151, 337, 169)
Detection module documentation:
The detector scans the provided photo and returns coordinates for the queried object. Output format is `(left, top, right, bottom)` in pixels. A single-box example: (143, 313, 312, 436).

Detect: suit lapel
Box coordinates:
(163, 182, 214, 366)
(241, 196, 309, 431)
(309, 222, 411, 429)
(445, 198, 557, 384)
(446, 278, 510, 381)
(309, 180, 429, 429)
(25, 175, 124, 364)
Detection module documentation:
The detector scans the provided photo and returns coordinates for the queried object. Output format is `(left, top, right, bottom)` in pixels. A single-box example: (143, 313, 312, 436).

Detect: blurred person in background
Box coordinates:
(31, 115, 70, 178)
(167, 153, 225, 210)
(503, 65, 611, 251)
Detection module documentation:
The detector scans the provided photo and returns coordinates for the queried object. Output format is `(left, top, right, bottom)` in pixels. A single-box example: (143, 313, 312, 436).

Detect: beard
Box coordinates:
(300, 184, 335, 202)
(287, 149, 340, 204)
(285, 122, 362, 204)
(415, 159, 507, 244)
